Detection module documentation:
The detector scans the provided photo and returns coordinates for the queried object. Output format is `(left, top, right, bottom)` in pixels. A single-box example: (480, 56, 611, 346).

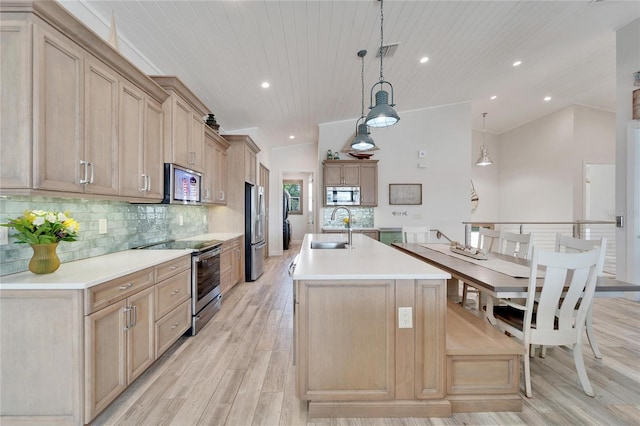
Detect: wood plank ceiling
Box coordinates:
(60, 0, 640, 148)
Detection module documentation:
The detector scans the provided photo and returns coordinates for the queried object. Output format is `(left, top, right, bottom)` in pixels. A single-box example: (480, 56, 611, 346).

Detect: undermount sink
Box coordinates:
(310, 241, 348, 249)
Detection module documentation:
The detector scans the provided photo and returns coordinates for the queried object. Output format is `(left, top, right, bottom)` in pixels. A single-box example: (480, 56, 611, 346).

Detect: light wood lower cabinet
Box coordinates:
(220, 236, 243, 296)
(295, 278, 447, 413)
(0, 255, 191, 425)
(323, 229, 380, 241)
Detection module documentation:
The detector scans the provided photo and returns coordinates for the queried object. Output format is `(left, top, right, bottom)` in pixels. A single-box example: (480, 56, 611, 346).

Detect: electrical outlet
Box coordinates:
(0, 227, 8, 245)
(418, 149, 426, 158)
(179, 215, 184, 226)
(98, 218, 108, 234)
(398, 307, 413, 328)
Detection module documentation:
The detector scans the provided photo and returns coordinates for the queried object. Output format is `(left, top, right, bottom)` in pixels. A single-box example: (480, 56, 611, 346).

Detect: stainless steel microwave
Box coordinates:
(162, 163, 202, 205)
(326, 186, 360, 205)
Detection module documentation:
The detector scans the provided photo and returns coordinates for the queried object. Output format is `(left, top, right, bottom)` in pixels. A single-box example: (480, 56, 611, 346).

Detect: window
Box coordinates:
(284, 180, 303, 215)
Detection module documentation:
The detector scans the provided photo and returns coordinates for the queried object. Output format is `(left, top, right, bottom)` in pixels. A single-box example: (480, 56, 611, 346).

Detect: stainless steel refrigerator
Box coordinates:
(245, 183, 266, 281)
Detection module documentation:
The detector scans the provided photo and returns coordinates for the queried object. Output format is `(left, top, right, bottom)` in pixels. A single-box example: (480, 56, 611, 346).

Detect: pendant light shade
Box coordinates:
(366, 0, 399, 128)
(475, 112, 493, 166)
(351, 49, 377, 151)
(352, 119, 375, 151)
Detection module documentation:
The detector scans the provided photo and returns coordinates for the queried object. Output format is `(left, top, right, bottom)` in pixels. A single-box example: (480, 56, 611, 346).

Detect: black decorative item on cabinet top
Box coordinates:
(206, 114, 220, 131)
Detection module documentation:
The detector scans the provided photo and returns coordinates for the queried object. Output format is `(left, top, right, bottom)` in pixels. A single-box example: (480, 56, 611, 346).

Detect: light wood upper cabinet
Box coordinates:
(118, 81, 164, 200)
(0, 20, 32, 189)
(323, 160, 378, 206)
(323, 161, 360, 186)
(151, 76, 210, 173)
(359, 162, 378, 206)
(245, 145, 257, 184)
(84, 55, 119, 195)
(33, 22, 84, 193)
(0, 3, 169, 200)
(203, 127, 230, 204)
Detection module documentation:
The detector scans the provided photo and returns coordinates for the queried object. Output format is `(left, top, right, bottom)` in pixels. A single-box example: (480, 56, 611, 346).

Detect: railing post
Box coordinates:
(573, 223, 580, 238)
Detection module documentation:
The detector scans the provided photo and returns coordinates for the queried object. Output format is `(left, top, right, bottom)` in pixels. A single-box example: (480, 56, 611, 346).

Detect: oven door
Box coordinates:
(193, 248, 221, 314)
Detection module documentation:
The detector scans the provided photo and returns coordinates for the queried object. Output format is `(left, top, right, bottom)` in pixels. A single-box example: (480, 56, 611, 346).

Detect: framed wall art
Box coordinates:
(389, 183, 422, 205)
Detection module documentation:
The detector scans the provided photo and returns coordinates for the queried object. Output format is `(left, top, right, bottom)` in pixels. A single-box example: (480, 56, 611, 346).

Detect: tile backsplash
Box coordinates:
(0, 196, 209, 276)
(322, 207, 374, 228)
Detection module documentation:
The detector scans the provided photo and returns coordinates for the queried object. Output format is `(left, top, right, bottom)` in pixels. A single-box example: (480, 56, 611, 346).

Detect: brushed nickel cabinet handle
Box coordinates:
(119, 283, 133, 290)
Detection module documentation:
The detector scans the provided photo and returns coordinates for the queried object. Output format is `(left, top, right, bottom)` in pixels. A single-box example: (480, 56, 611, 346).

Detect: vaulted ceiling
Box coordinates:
(61, 0, 640, 148)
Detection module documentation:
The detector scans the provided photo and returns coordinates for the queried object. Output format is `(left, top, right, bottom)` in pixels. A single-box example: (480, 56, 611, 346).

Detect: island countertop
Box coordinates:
(292, 233, 450, 280)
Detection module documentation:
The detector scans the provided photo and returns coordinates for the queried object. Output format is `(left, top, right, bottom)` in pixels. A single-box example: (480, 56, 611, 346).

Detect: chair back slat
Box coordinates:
(402, 226, 430, 244)
(478, 228, 502, 253)
(502, 231, 533, 259)
(555, 233, 606, 275)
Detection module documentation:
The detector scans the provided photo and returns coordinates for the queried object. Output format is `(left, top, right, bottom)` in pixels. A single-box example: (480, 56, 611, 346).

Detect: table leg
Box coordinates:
(485, 296, 497, 325)
(447, 278, 460, 302)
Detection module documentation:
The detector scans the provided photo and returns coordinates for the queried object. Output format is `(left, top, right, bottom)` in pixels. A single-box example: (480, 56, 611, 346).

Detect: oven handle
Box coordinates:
(194, 248, 222, 262)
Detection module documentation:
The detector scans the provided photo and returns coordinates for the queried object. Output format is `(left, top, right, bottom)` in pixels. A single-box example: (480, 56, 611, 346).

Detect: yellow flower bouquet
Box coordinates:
(2, 210, 80, 244)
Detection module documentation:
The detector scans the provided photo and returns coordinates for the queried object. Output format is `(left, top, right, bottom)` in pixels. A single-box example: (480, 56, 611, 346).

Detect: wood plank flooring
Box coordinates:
(92, 242, 640, 425)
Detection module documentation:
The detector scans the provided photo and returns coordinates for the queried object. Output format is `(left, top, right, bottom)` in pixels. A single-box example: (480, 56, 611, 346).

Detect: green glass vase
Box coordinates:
(28, 243, 60, 274)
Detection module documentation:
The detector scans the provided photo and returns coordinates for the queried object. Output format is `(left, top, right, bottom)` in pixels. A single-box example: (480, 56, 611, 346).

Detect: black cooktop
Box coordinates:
(133, 239, 222, 252)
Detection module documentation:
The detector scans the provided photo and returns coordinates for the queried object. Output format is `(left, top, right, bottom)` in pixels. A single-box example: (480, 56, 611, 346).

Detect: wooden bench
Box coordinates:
(445, 300, 525, 413)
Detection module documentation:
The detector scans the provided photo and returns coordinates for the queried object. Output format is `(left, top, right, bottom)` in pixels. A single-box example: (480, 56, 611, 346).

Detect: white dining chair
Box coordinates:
(547, 233, 607, 359)
(493, 248, 600, 397)
(461, 228, 502, 309)
(501, 231, 533, 259)
(401, 225, 430, 244)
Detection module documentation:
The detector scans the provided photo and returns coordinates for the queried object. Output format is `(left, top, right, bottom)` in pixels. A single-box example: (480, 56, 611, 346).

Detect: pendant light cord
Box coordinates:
(379, 0, 384, 83)
(361, 51, 366, 118)
(482, 112, 487, 147)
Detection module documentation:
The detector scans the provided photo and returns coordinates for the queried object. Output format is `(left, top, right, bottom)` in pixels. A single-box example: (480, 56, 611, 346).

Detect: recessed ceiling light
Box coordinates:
(490, 95, 497, 100)
(261, 82, 270, 89)
(512, 60, 522, 67)
(544, 96, 552, 101)
(289, 135, 295, 140)
(420, 56, 429, 64)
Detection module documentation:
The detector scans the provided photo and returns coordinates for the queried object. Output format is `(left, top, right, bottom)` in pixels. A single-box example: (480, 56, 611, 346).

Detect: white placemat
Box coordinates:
(421, 243, 538, 278)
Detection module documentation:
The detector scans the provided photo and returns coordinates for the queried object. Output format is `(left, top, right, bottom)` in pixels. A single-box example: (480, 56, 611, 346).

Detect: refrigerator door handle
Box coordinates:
(254, 240, 266, 249)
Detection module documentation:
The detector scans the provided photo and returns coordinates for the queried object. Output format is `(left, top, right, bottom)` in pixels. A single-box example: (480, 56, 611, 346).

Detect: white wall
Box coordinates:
(471, 129, 500, 222)
(318, 103, 472, 242)
(498, 106, 615, 222)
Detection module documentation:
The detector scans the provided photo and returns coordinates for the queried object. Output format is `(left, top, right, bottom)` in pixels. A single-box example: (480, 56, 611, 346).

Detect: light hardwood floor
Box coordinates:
(93, 242, 640, 425)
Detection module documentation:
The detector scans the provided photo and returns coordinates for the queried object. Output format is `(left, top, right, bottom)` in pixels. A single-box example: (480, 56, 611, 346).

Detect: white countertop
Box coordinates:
(0, 232, 245, 290)
(322, 226, 379, 231)
(0, 250, 192, 290)
(292, 234, 450, 280)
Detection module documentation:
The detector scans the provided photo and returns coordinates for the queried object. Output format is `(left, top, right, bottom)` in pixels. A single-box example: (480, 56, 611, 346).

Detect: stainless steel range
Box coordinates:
(134, 238, 223, 335)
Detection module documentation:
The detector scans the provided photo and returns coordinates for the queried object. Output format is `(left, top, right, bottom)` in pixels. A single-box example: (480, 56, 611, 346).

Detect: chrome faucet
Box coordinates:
(330, 206, 352, 246)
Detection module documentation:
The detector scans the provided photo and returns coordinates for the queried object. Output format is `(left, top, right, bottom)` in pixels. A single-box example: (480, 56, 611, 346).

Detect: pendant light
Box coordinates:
(365, 0, 399, 128)
(351, 50, 376, 151)
(475, 112, 493, 166)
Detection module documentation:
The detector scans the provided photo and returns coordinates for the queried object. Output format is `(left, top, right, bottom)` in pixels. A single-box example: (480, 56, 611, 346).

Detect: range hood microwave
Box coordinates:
(162, 163, 202, 205)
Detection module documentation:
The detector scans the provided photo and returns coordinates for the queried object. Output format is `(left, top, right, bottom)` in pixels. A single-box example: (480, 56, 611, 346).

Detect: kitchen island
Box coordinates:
(292, 233, 523, 418)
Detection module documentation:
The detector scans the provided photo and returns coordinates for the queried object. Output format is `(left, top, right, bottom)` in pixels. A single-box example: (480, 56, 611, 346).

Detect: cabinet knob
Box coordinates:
(171, 322, 180, 329)
(119, 283, 133, 290)
(170, 289, 179, 295)
(170, 265, 178, 270)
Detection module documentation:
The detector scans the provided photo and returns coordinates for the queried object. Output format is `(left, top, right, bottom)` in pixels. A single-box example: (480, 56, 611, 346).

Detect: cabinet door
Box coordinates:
(171, 96, 191, 167)
(232, 242, 242, 285)
(296, 279, 395, 400)
(143, 98, 164, 200)
(220, 244, 233, 295)
(85, 299, 127, 421)
(214, 143, 228, 204)
(127, 286, 155, 383)
(0, 20, 32, 188)
(84, 56, 119, 195)
(118, 80, 145, 198)
(244, 147, 257, 184)
(190, 114, 204, 171)
(342, 163, 360, 186)
(33, 24, 83, 192)
(359, 163, 377, 206)
(202, 133, 215, 203)
(324, 164, 343, 186)
(414, 280, 446, 399)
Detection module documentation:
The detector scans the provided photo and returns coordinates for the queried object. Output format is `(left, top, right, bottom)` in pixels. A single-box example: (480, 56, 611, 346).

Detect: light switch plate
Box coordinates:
(98, 219, 108, 234)
(399, 307, 413, 328)
(179, 215, 184, 226)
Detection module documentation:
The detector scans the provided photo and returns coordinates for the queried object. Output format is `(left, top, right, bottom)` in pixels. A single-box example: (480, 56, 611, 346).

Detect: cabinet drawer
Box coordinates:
(155, 299, 191, 357)
(155, 256, 191, 282)
(85, 268, 154, 315)
(155, 269, 190, 318)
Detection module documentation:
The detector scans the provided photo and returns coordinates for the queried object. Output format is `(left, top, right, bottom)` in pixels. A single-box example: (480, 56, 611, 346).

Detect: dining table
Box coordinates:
(391, 242, 640, 333)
